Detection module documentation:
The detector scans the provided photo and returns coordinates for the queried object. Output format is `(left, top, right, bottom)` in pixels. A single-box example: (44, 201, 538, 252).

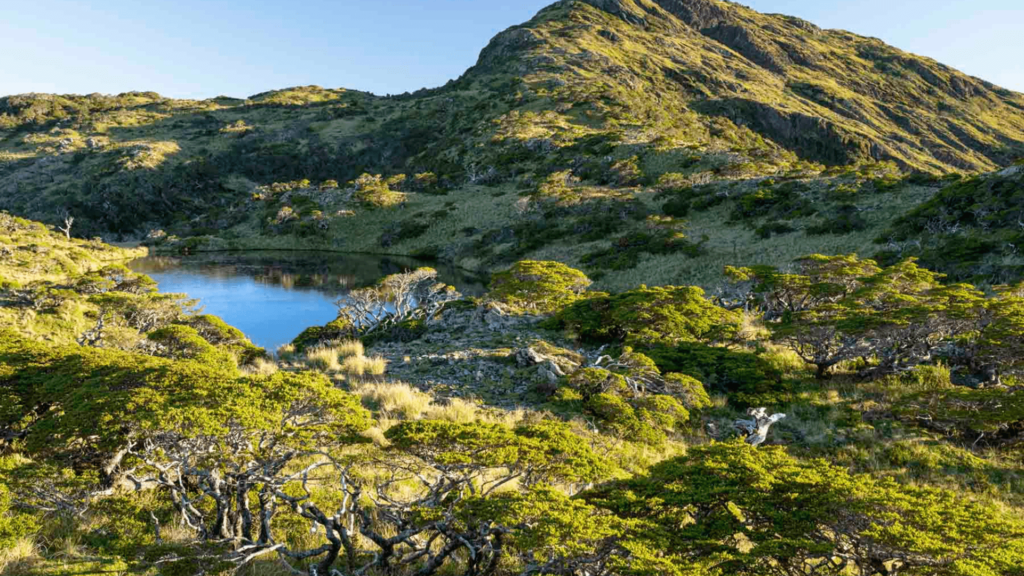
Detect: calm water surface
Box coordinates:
(128, 251, 486, 352)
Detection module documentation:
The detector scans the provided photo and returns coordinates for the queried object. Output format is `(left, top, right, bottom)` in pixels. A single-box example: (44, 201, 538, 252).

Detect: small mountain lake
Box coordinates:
(128, 251, 487, 352)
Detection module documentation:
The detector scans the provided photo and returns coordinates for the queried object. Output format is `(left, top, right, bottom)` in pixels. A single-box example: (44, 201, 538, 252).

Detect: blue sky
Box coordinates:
(1, 0, 1020, 99)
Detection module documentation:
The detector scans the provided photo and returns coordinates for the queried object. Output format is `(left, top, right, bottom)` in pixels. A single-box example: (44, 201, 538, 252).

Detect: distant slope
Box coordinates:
(878, 163, 1024, 284)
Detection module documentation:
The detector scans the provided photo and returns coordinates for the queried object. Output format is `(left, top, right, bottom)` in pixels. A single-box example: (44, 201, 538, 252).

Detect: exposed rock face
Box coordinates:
(702, 24, 791, 74)
(652, 0, 731, 30)
(582, 0, 649, 26)
(699, 98, 879, 165)
(475, 27, 543, 69)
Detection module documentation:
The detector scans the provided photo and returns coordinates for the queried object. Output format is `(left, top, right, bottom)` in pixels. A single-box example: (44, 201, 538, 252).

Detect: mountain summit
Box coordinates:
(469, 0, 1024, 171)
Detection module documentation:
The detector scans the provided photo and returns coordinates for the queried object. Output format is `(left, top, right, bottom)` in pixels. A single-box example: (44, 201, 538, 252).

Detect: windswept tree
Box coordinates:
(125, 370, 372, 568)
(974, 282, 1024, 383)
(729, 255, 986, 378)
(549, 284, 741, 347)
(335, 267, 460, 337)
(262, 419, 616, 575)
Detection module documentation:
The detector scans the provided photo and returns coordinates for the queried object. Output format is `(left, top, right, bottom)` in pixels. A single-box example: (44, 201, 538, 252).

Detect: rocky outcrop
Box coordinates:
(653, 0, 731, 30)
(703, 23, 791, 74)
(581, 0, 649, 26)
(697, 97, 878, 165)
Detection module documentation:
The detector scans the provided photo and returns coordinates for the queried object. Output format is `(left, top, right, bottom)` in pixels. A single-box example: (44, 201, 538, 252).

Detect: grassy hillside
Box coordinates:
(878, 164, 1024, 284)
(1, 0, 1023, 289)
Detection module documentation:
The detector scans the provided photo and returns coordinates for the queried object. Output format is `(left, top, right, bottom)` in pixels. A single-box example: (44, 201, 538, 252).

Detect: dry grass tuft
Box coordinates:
(242, 357, 280, 377)
(307, 347, 342, 372)
(353, 381, 433, 420)
(342, 355, 388, 378)
(330, 339, 364, 359)
(0, 537, 41, 575)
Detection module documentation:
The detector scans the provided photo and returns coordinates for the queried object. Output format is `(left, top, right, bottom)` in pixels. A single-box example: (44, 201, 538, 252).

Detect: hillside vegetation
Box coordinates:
(3, 225, 1024, 574)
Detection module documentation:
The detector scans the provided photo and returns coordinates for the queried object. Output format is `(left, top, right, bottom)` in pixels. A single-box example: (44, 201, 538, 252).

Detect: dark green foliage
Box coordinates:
(897, 385, 1024, 447)
(581, 226, 705, 271)
(755, 220, 797, 239)
(731, 181, 817, 222)
(547, 284, 740, 347)
(880, 171, 1024, 283)
(660, 194, 691, 217)
(478, 197, 648, 264)
(806, 203, 868, 235)
(291, 315, 356, 352)
(380, 219, 431, 248)
(644, 342, 788, 406)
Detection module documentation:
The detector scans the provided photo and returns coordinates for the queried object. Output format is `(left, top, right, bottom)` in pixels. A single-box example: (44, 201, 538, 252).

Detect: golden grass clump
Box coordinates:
(332, 339, 365, 358)
(307, 346, 342, 372)
(242, 357, 280, 377)
(342, 354, 387, 378)
(353, 381, 433, 420)
(0, 537, 41, 575)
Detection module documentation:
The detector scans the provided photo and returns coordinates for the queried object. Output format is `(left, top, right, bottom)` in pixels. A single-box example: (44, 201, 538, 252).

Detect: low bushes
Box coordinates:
(353, 173, 407, 208)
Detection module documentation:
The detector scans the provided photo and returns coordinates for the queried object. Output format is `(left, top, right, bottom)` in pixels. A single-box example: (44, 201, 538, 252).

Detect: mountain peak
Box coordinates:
(470, 0, 1023, 171)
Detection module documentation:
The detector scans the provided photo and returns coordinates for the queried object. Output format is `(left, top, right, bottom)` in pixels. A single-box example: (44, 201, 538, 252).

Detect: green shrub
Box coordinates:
(0, 477, 38, 549)
(584, 441, 1024, 575)
(488, 261, 592, 314)
(380, 219, 430, 247)
(146, 325, 237, 369)
(806, 204, 867, 235)
(585, 392, 667, 445)
(361, 318, 428, 346)
(555, 362, 695, 446)
(755, 220, 796, 239)
(292, 315, 357, 353)
(661, 195, 691, 217)
(353, 173, 407, 208)
(178, 315, 267, 365)
(664, 372, 712, 410)
(581, 224, 704, 272)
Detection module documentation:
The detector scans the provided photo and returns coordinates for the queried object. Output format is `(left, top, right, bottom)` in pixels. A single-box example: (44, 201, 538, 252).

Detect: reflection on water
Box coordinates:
(129, 251, 486, 352)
